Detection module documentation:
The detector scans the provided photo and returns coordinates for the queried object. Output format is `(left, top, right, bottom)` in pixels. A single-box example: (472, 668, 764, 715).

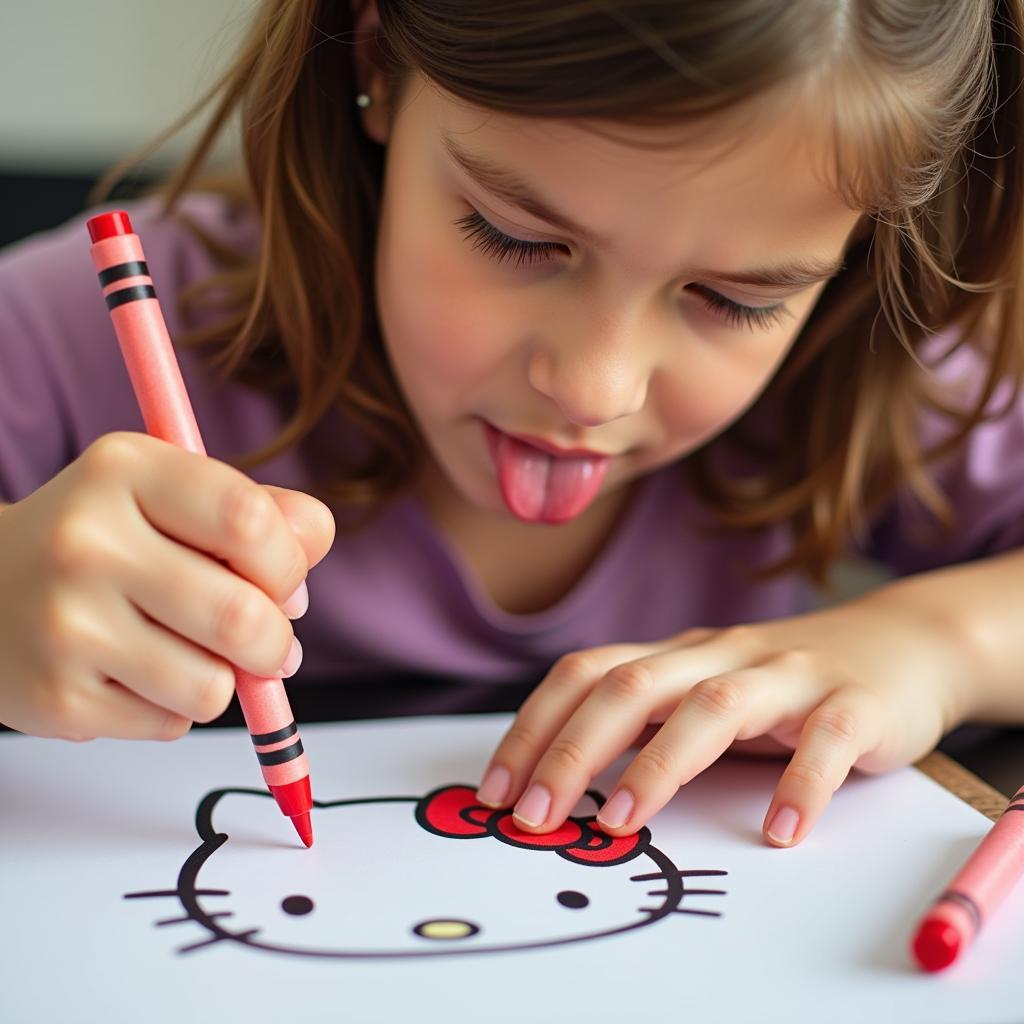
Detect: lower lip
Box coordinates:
(482, 421, 611, 524)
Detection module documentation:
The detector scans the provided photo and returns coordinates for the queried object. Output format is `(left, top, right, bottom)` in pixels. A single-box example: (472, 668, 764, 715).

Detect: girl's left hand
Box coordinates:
(475, 587, 974, 847)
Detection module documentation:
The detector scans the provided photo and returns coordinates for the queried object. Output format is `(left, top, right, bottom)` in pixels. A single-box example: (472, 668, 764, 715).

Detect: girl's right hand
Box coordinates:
(0, 431, 336, 742)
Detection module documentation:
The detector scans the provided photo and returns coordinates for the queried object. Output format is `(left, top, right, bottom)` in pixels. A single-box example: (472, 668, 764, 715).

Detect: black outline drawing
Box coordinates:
(125, 784, 727, 959)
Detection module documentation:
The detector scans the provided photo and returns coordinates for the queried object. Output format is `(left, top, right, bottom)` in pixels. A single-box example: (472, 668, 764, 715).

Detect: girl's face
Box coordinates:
(371, 74, 863, 525)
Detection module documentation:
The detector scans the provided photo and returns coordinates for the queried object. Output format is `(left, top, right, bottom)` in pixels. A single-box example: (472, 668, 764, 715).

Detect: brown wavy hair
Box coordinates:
(93, 0, 1024, 587)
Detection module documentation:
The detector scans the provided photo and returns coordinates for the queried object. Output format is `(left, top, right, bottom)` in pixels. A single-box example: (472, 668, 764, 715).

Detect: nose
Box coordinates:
(412, 918, 480, 941)
(527, 311, 650, 428)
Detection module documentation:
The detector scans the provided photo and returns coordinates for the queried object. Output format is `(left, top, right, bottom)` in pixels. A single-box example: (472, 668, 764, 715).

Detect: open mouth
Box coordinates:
(483, 421, 611, 524)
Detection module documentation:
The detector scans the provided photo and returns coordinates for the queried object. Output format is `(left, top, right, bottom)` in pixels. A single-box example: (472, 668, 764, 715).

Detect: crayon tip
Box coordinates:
(912, 918, 961, 971)
(292, 812, 314, 848)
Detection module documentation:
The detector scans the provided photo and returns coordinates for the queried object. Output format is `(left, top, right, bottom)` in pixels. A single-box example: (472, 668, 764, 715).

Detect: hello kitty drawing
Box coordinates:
(125, 784, 727, 958)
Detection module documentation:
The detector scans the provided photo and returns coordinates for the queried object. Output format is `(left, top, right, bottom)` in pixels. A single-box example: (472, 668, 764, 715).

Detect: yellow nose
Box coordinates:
(412, 919, 480, 940)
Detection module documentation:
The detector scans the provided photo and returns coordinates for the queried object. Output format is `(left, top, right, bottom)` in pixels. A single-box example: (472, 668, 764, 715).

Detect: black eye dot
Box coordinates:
(557, 890, 589, 909)
(281, 895, 314, 916)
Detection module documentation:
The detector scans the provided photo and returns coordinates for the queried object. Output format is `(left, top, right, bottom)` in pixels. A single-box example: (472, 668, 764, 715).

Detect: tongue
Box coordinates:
(491, 430, 610, 524)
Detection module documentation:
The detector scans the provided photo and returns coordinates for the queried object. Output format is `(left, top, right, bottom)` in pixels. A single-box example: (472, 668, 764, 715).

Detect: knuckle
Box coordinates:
(689, 675, 745, 718)
(81, 432, 141, 481)
(766, 648, 814, 674)
(545, 736, 589, 773)
(720, 624, 756, 650)
(501, 721, 542, 757)
(601, 661, 656, 702)
(677, 626, 717, 645)
(156, 712, 193, 742)
(35, 680, 86, 735)
(220, 482, 276, 549)
(550, 649, 607, 687)
(785, 758, 831, 790)
(47, 513, 103, 578)
(633, 743, 676, 780)
(212, 587, 264, 651)
(36, 596, 90, 660)
(191, 663, 235, 723)
(811, 706, 859, 745)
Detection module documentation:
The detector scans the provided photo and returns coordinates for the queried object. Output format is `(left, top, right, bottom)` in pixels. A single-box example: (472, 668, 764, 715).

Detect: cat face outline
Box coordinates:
(126, 784, 727, 959)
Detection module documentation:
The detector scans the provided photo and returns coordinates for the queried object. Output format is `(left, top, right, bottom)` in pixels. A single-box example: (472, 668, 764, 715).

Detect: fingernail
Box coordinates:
(513, 784, 551, 827)
(477, 765, 512, 807)
(282, 580, 309, 619)
(766, 805, 800, 845)
(597, 789, 635, 829)
(280, 636, 303, 678)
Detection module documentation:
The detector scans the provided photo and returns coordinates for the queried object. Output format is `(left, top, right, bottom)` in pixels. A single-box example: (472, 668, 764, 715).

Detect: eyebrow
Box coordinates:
(441, 131, 846, 290)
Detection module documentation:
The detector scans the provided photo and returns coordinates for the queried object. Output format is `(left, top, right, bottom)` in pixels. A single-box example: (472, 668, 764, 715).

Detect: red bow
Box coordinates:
(415, 785, 648, 866)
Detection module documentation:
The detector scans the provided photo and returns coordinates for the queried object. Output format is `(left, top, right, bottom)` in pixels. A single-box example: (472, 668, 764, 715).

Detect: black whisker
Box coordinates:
(178, 927, 259, 955)
(646, 889, 669, 897)
(158, 912, 234, 927)
(633, 869, 728, 883)
(125, 888, 230, 900)
(682, 889, 727, 897)
(178, 935, 227, 954)
(671, 908, 722, 917)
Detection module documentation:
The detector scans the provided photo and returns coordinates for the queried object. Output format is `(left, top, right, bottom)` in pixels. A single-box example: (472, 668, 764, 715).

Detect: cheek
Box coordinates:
(654, 324, 799, 447)
(375, 199, 515, 412)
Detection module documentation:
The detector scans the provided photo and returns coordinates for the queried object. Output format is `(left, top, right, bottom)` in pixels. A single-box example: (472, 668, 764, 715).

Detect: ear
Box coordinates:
(351, 0, 392, 144)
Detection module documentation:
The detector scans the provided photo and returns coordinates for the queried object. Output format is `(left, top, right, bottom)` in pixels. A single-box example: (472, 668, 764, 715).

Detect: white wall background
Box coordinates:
(0, 0, 250, 172)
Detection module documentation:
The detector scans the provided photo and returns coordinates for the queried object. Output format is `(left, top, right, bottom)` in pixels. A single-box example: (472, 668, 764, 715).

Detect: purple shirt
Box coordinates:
(2, 194, 1023, 684)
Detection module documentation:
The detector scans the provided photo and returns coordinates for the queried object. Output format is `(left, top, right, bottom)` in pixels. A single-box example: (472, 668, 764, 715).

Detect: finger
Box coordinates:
(509, 657, 677, 831)
(762, 687, 883, 848)
(117, 526, 296, 679)
(504, 636, 776, 833)
(92, 596, 238, 723)
(262, 485, 336, 570)
(128, 437, 309, 606)
(596, 661, 822, 834)
(37, 669, 194, 743)
(87, 677, 195, 741)
(477, 631, 735, 813)
(475, 644, 656, 809)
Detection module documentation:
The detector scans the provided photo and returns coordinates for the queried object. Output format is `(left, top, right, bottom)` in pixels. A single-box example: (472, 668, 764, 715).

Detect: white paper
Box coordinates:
(1, 714, 1021, 1023)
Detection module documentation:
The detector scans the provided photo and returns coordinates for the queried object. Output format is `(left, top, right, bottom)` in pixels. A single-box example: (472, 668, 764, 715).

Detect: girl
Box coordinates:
(1, 0, 1022, 851)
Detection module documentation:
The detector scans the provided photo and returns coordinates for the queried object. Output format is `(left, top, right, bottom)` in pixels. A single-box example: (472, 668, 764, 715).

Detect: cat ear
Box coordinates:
(415, 785, 492, 838)
(560, 821, 650, 866)
(199, 787, 285, 843)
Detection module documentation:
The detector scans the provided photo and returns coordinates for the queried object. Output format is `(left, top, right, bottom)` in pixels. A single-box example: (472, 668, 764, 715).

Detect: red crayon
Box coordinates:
(911, 784, 1024, 971)
(86, 210, 314, 848)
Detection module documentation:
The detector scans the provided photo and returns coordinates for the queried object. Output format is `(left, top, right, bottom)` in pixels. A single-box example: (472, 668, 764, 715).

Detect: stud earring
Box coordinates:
(355, 92, 373, 108)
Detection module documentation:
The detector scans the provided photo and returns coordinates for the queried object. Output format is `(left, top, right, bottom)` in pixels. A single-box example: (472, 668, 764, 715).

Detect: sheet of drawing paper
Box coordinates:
(2, 713, 1023, 1023)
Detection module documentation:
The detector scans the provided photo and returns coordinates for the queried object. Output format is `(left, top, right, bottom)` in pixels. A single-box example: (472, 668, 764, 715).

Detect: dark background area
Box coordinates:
(1, 168, 1020, 800)
(1, 171, 98, 249)
(0, 169, 155, 249)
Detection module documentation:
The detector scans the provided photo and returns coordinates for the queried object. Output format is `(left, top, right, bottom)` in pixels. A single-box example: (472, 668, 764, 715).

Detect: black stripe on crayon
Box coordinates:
(98, 260, 150, 287)
(938, 890, 982, 931)
(256, 739, 304, 766)
(1004, 803, 1024, 814)
(251, 721, 298, 746)
(105, 284, 157, 310)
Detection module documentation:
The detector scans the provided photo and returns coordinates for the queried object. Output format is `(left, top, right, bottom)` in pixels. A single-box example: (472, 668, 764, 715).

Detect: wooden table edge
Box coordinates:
(915, 750, 1008, 821)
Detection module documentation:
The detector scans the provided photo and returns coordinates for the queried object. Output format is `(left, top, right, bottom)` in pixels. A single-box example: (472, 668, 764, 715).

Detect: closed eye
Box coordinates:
(454, 208, 791, 331)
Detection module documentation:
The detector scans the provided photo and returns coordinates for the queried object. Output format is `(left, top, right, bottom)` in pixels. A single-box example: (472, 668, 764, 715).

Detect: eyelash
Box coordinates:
(453, 208, 789, 332)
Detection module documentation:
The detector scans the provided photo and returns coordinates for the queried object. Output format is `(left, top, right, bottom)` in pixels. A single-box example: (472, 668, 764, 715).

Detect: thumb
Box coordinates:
(261, 484, 336, 571)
